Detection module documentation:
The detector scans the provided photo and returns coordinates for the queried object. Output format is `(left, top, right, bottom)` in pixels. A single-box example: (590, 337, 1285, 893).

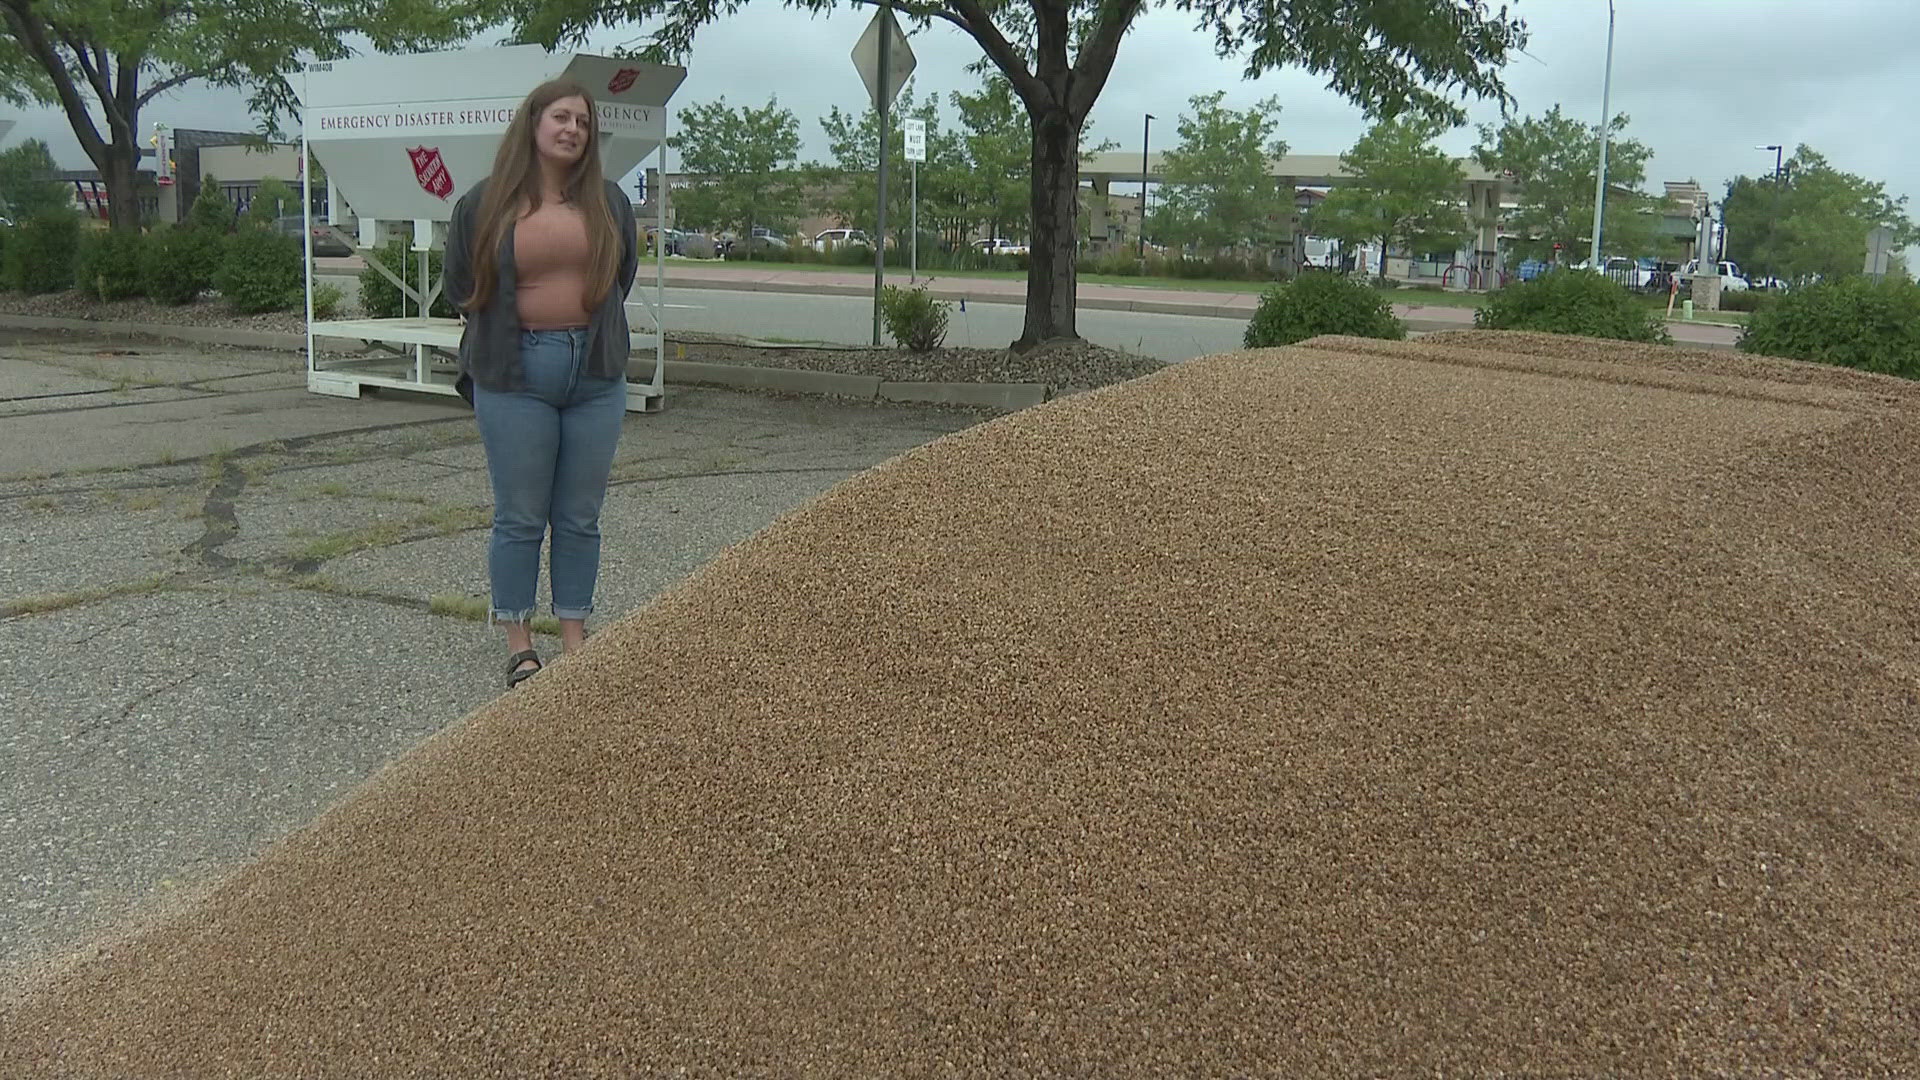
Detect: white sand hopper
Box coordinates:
(295, 45, 686, 411)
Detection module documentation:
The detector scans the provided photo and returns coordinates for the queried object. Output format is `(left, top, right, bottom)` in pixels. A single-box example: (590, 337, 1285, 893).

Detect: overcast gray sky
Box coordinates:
(8, 0, 1916, 233)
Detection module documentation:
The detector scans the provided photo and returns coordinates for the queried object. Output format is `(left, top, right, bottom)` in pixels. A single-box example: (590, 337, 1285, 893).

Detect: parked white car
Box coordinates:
(973, 237, 1029, 256)
(811, 228, 871, 251)
(1679, 259, 1750, 291)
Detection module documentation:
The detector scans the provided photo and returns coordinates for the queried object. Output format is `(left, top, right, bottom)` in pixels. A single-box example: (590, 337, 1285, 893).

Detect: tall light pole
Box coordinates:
(1140, 113, 1154, 258)
(1756, 143, 1782, 288)
(1587, 0, 1616, 269)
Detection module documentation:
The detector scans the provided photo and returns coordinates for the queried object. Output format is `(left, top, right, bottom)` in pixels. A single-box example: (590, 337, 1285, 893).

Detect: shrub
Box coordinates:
(1714, 289, 1776, 313)
(358, 239, 455, 318)
(1243, 271, 1405, 348)
(2, 213, 82, 294)
(312, 281, 344, 319)
(213, 228, 303, 313)
(1474, 269, 1672, 344)
(142, 225, 219, 305)
(187, 175, 238, 234)
(880, 282, 950, 352)
(74, 228, 147, 300)
(1737, 277, 1920, 379)
(244, 177, 298, 230)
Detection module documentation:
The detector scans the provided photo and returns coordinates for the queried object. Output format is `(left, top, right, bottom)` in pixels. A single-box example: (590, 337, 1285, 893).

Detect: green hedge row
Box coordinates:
(0, 209, 333, 316)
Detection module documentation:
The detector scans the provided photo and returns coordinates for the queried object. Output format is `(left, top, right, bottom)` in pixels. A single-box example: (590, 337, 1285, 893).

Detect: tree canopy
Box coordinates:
(0, 0, 489, 229)
(1149, 92, 1288, 254)
(1721, 146, 1918, 285)
(1473, 105, 1656, 262)
(1310, 116, 1468, 278)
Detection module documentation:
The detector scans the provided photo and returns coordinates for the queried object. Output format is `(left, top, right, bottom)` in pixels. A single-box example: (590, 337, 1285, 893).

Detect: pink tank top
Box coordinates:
(513, 201, 593, 329)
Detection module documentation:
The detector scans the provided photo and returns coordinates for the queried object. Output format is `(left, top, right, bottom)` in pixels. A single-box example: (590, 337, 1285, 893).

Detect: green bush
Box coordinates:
(879, 282, 951, 352)
(358, 239, 455, 318)
(141, 225, 219, 305)
(312, 281, 344, 319)
(1243, 271, 1405, 348)
(1714, 289, 1776, 313)
(213, 229, 303, 313)
(3, 213, 82, 294)
(244, 177, 298, 230)
(74, 228, 148, 300)
(187, 175, 238, 234)
(1737, 277, 1920, 378)
(1474, 269, 1672, 344)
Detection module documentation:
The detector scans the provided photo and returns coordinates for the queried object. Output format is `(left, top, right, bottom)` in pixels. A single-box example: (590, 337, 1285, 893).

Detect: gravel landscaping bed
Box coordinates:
(5, 330, 1915, 1075)
(672, 331, 1164, 390)
(0, 291, 1166, 392)
(0, 290, 316, 336)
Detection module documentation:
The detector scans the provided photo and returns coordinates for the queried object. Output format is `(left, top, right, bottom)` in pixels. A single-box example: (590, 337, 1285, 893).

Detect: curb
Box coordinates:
(0, 313, 1053, 411)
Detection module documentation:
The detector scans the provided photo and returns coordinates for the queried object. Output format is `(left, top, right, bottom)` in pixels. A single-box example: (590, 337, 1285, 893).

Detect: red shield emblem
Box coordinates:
(407, 146, 453, 200)
(608, 68, 639, 94)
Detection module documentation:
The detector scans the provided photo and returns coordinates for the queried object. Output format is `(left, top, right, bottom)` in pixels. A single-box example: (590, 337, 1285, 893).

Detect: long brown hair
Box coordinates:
(463, 79, 620, 312)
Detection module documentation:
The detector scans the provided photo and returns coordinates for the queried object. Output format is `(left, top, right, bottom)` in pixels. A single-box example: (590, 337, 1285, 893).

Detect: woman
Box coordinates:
(443, 79, 639, 688)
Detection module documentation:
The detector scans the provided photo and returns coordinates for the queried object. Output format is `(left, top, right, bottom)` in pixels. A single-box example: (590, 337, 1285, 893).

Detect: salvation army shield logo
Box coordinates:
(607, 68, 640, 94)
(407, 146, 453, 200)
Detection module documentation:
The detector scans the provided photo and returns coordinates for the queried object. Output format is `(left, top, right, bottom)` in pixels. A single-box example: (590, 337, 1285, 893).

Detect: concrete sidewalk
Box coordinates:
(0, 327, 982, 993)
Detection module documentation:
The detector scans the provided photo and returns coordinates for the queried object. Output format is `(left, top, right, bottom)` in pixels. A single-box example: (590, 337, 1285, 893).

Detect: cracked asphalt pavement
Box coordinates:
(0, 328, 980, 991)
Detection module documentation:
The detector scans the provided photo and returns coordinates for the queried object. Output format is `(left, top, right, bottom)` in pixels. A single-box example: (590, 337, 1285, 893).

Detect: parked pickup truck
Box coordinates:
(1678, 259, 1751, 291)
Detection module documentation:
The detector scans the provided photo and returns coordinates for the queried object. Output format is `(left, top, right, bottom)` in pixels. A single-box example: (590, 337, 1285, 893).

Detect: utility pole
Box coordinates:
(873, 8, 891, 346)
(1140, 113, 1154, 258)
(1587, 0, 1616, 269)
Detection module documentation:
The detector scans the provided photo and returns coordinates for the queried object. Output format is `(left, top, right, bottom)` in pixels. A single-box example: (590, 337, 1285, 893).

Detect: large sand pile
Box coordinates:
(5, 331, 1917, 1076)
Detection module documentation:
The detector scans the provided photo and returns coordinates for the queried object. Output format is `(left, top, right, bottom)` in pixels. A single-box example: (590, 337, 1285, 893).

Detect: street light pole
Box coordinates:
(1140, 113, 1154, 258)
(1756, 143, 1782, 288)
(1587, 0, 1616, 269)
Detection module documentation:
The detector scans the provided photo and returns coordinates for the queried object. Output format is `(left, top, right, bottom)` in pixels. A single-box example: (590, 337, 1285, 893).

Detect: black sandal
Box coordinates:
(505, 649, 542, 688)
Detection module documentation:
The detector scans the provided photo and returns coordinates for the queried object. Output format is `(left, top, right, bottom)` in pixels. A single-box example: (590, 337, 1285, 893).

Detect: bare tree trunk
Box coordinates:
(1016, 106, 1080, 349)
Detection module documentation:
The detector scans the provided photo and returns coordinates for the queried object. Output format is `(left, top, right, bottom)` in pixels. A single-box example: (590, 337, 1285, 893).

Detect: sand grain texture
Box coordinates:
(4, 330, 1917, 1077)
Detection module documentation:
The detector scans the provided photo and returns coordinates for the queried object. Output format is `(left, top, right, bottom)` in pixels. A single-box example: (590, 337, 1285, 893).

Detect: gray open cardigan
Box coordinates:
(441, 177, 639, 397)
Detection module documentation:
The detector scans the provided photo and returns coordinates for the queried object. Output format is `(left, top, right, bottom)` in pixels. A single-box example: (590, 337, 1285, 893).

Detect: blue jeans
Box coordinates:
(472, 329, 626, 624)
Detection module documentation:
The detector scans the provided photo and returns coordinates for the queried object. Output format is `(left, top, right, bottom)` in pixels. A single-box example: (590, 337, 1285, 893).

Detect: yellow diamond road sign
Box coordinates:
(851, 7, 915, 110)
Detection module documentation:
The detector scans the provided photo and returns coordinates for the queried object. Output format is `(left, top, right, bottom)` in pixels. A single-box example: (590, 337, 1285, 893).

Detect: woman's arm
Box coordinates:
(443, 187, 477, 311)
(612, 180, 639, 296)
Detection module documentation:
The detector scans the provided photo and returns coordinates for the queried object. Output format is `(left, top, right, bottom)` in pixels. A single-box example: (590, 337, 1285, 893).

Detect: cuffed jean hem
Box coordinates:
(488, 607, 539, 627)
(552, 605, 593, 621)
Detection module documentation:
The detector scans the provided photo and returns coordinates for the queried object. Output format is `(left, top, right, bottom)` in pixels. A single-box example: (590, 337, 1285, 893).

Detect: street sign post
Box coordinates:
(851, 5, 915, 344)
(903, 118, 925, 282)
(1865, 225, 1894, 282)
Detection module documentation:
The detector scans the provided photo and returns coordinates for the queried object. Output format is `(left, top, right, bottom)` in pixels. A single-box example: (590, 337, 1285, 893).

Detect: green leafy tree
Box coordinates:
(668, 96, 804, 253)
(1473, 105, 1655, 262)
(1149, 92, 1288, 254)
(951, 75, 1029, 245)
(0, 0, 487, 231)
(1311, 116, 1468, 281)
(813, 86, 943, 252)
(244, 176, 298, 229)
(0, 138, 71, 220)
(504, 0, 1527, 349)
(1721, 147, 1917, 286)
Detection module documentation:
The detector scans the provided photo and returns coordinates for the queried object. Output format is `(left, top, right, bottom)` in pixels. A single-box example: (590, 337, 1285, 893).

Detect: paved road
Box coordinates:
(314, 260, 1743, 359)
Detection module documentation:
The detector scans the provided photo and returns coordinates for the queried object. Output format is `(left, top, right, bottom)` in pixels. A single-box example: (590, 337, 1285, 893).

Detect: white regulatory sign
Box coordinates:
(903, 118, 926, 163)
